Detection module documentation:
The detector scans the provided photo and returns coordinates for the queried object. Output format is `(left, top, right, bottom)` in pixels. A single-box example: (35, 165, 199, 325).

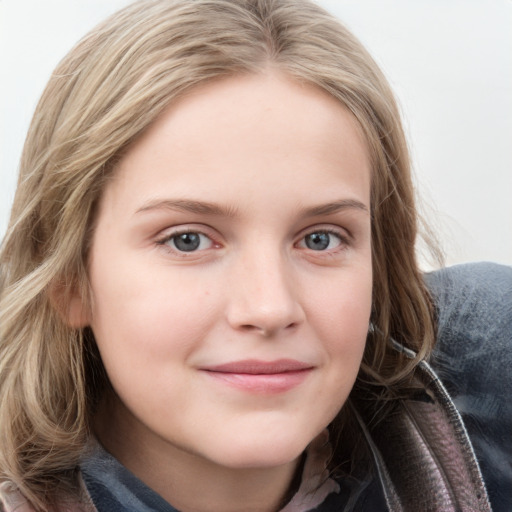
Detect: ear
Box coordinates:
(48, 279, 91, 328)
(66, 294, 91, 328)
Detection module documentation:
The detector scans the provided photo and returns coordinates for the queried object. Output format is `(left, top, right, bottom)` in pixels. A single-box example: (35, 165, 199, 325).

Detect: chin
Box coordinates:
(205, 426, 315, 470)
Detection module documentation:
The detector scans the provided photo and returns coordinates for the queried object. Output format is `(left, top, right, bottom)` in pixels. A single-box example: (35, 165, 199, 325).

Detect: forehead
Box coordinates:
(101, 71, 371, 216)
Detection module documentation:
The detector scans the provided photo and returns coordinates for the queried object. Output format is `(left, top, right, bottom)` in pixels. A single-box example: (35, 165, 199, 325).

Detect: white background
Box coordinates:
(1, 0, 511, 269)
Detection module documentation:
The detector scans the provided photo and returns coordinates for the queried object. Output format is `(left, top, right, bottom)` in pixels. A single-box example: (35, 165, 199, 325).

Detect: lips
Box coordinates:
(200, 359, 314, 393)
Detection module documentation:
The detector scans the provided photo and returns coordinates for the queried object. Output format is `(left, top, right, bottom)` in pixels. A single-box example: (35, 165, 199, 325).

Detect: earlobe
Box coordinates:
(66, 295, 91, 328)
(48, 279, 91, 328)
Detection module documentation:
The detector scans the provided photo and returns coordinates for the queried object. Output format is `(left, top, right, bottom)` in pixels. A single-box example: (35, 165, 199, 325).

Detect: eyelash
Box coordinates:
(155, 227, 350, 255)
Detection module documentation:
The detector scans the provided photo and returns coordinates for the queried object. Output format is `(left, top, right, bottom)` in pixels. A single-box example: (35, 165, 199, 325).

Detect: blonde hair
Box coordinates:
(0, 0, 436, 509)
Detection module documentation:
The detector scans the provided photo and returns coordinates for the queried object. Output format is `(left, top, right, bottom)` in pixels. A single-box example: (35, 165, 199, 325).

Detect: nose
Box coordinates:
(226, 247, 305, 337)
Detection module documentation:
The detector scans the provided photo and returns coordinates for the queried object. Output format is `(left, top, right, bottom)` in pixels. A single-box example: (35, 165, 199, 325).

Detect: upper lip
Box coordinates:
(202, 359, 314, 374)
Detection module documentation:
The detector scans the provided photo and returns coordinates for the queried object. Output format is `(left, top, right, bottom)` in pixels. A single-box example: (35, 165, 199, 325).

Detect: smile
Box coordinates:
(200, 359, 314, 394)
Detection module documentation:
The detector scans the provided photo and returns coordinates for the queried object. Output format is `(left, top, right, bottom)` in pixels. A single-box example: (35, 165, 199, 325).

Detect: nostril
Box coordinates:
(238, 321, 299, 337)
(239, 324, 275, 337)
(240, 324, 257, 332)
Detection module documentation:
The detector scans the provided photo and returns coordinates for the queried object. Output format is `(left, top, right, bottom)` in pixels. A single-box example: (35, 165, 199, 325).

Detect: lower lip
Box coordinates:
(203, 369, 312, 394)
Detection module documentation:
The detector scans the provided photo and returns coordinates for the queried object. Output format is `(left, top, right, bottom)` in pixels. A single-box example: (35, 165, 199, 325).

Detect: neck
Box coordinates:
(93, 394, 302, 512)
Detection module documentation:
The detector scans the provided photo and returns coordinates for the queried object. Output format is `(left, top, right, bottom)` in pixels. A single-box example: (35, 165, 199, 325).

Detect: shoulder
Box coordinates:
(0, 481, 35, 512)
(424, 261, 512, 386)
(424, 262, 512, 511)
(0, 479, 96, 512)
(425, 261, 512, 325)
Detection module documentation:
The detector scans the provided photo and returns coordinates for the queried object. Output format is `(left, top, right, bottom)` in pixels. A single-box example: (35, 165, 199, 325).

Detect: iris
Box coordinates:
(173, 233, 201, 252)
(305, 232, 331, 251)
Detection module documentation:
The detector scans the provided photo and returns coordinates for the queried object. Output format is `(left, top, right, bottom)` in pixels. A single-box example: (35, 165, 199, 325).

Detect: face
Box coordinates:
(81, 71, 372, 472)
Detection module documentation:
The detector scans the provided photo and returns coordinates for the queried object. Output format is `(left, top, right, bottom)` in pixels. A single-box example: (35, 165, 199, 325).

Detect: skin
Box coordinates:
(72, 70, 373, 512)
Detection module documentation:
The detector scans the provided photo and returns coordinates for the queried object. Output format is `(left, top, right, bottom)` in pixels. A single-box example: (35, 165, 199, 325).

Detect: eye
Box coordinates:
(162, 231, 214, 252)
(298, 230, 344, 251)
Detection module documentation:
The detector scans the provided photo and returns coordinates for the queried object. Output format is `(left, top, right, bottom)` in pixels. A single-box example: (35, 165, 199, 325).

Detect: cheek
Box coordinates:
(88, 276, 222, 423)
(308, 267, 372, 385)
(310, 267, 372, 341)
(297, 273, 371, 439)
(87, 258, 222, 375)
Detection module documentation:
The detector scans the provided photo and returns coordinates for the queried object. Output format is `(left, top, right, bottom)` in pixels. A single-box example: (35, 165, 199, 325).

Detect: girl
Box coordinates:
(0, 1, 508, 511)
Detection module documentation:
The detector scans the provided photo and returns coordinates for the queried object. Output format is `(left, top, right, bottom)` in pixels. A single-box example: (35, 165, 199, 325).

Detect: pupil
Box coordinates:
(174, 233, 200, 252)
(306, 232, 329, 250)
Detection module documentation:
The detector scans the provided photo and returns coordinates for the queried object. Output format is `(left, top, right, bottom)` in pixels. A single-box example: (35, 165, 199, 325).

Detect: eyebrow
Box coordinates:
(301, 199, 369, 217)
(135, 198, 369, 217)
(135, 199, 239, 217)
(302, 199, 369, 217)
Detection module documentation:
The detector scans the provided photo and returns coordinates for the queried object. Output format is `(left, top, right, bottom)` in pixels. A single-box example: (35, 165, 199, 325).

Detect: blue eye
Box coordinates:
(167, 232, 213, 252)
(301, 231, 343, 251)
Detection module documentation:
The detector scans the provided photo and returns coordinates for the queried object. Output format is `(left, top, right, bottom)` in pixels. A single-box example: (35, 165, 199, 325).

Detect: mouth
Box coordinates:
(200, 359, 314, 394)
